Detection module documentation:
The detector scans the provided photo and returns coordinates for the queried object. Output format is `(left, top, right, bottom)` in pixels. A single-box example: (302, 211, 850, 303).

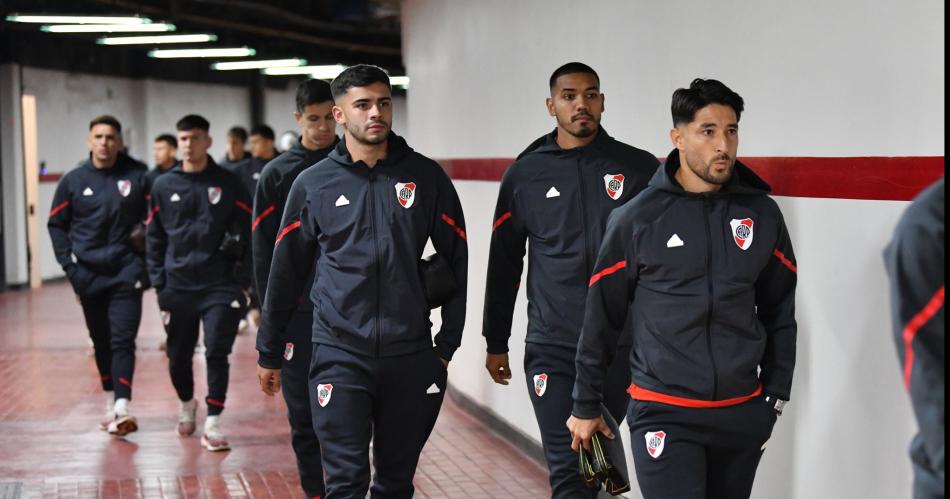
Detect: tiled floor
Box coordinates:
(0, 282, 550, 498)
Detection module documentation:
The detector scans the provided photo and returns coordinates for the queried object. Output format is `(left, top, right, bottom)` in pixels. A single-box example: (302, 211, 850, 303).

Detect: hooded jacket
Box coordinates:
(483, 128, 659, 353)
(573, 150, 798, 419)
(48, 154, 150, 296)
(145, 158, 253, 295)
(252, 137, 338, 306)
(884, 177, 944, 489)
(257, 133, 468, 368)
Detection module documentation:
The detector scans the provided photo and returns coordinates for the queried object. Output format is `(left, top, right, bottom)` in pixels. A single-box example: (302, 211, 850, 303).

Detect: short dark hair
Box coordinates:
(89, 115, 122, 133)
(176, 114, 210, 132)
(671, 78, 744, 127)
(330, 64, 390, 100)
(154, 134, 177, 148)
(296, 78, 334, 112)
(226, 126, 248, 142)
(549, 62, 600, 90)
(250, 125, 275, 141)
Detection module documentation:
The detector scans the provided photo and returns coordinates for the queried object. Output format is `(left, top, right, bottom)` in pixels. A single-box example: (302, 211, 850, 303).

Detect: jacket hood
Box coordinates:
(651, 148, 771, 196)
(516, 126, 614, 160)
(328, 132, 413, 167)
(290, 135, 340, 159)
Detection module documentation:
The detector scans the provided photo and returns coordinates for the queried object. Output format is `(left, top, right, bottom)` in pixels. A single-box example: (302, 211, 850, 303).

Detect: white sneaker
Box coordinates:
(201, 416, 230, 451)
(108, 398, 138, 436)
(237, 318, 249, 335)
(99, 397, 115, 431)
(177, 399, 197, 436)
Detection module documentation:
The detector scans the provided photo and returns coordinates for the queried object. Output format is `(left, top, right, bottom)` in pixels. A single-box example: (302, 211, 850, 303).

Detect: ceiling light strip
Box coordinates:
(99, 34, 217, 45)
(42, 23, 175, 33)
(149, 47, 256, 58)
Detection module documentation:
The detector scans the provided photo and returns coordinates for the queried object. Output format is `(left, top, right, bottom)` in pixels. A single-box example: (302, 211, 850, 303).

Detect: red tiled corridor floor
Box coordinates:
(0, 282, 550, 498)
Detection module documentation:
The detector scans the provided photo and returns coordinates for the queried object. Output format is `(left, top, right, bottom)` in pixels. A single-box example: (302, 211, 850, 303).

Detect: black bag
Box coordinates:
(128, 222, 146, 254)
(418, 253, 458, 309)
(579, 405, 630, 495)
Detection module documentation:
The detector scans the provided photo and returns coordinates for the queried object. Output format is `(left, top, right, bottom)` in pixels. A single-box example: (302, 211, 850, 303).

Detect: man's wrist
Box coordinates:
(764, 394, 787, 416)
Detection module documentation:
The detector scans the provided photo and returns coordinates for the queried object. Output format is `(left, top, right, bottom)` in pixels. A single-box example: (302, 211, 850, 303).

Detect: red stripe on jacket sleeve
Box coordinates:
(49, 200, 70, 217)
(902, 285, 945, 390)
(145, 206, 160, 225)
(441, 213, 467, 240)
(275, 221, 301, 246)
(235, 200, 253, 215)
(493, 212, 512, 231)
(252, 204, 276, 232)
(772, 249, 797, 273)
(588, 260, 627, 287)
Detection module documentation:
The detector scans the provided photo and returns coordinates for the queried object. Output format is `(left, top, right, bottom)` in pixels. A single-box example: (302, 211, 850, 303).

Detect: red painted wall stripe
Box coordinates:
(588, 260, 627, 287)
(441, 213, 467, 240)
(436, 156, 944, 201)
(49, 200, 70, 217)
(902, 285, 944, 390)
(275, 221, 301, 246)
(252, 204, 276, 232)
(628, 382, 762, 408)
(773, 249, 798, 273)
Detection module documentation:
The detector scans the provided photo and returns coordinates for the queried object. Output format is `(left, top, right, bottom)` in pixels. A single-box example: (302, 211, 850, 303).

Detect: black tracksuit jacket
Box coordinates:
(252, 138, 337, 358)
(48, 155, 150, 296)
(145, 158, 253, 294)
(573, 150, 798, 419)
(257, 133, 468, 368)
(884, 177, 945, 489)
(483, 128, 659, 353)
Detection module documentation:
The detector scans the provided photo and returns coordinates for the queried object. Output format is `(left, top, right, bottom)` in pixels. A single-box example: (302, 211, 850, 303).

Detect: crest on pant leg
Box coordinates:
(645, 430, 666, 458)
(161, 310, 171, 326)
(533, 373, 548, 397)
(283, 342, 294, 361)
(317, 383, 333, 407)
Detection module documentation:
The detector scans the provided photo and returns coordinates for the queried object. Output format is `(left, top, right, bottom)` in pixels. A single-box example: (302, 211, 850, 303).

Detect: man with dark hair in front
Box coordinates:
(48, 114, 150, 437)
(219, 125, 250, 168)
(148, 133, 178, 186)
(482, 62, 658, 498)
(569, 78, 798, 499)
(253, 78, 338, 499)
(259, 64, 468, 498)
(146, 114, 253, 452)
(231, 124, 279, 333)
(884, 177, 944, 499)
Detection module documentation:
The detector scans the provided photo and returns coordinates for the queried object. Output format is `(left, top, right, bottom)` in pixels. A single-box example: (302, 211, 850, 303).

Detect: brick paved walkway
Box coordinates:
(0, 282, 550, 498)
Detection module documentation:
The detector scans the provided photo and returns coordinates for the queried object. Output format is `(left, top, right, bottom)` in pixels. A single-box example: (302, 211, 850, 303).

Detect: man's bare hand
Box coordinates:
(486, 353, 512, 385)
(567, 415, 614, 452)
(257, 365, 281, 396)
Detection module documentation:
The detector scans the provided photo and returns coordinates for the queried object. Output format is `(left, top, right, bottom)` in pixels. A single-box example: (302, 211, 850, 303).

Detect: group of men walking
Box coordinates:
(50, 63, 803, 499)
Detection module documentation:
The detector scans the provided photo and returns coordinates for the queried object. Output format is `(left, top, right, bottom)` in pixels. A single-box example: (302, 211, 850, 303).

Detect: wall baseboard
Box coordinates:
(446, 383, 546, 466)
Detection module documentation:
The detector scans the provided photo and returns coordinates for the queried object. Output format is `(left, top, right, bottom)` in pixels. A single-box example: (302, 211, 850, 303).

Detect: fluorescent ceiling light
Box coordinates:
(262, 64, 348, 78)
(389, 76, 409, 88)
(99, 34, 217, 45)
(42, 23, 175, 33)
(149, 47, 256, 58)
(6, 14, 149, 24)
(211, 58, 307, 71)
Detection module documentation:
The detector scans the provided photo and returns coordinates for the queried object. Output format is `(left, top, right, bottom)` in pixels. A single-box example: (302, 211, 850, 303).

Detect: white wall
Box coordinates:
(405, 1, 943, 498)
(14, 67, 251, 280)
